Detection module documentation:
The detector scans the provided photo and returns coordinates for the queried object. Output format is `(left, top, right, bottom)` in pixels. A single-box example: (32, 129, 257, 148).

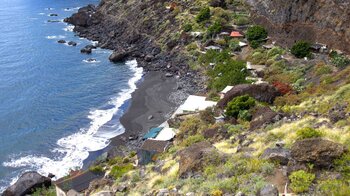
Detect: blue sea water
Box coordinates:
(0, 0, 142, 191)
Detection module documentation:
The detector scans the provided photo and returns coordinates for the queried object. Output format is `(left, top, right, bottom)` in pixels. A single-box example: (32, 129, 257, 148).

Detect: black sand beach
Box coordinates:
(84, 71, 181, 165)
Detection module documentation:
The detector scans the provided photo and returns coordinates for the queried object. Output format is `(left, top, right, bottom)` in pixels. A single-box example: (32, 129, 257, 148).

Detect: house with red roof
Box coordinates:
(230, 31, 244, 38)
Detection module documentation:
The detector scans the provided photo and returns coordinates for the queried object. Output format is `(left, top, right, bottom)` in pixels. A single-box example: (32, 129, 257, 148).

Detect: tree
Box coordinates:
(196, 7, 211, 23)
(246, 25, 268, 42)
(291, 41, 311, 58)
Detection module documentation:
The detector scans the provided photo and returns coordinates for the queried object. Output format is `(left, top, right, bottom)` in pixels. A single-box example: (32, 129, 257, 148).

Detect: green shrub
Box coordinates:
(181, 134, 205, 147)
(211, 189, 223, 196)
(250, 40, 261, 49)
(108, 156, 123, 166)
(178, 117, 206, 139)
(196, 7, 211, 23)
(289, 170, 315, 193)
(291, 41, 311, 58)
(315, 64, 333, 76)
(183, 23, 193, 32)
(225, 95, 255, 118)
(89, 165, 104, 173)
(110, 163, 134, 179)
(234, 16, 249, 26)
(296, 127, 322, 140)
(246, 25, 268, 42)
(207, 20, 223, 37)
(238, 110, 252, 121)
(334, 153, 350, 180)
(317, 179, 350, 195)
(227, 124, 245, 135)
(331, 54, 350, 68)
(32, 186, 56, 196)
(228, 39, 241, 51)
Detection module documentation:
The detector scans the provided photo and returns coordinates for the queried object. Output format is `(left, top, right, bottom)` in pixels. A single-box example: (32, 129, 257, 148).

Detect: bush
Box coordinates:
(89, 165, 104, 173)
(200, 107, 216, 124)
(207, 20, 223, 37)
(196, 7, 211, 23)
(296, 127, 322, 140)
(234, 16, 249, 26)
(238, 110, 252, 121)
(228, 39, 241, 51)
(211, 189, 223, 196)
(246, 25, 268, 42)
(183, 23, 193, 32)
(331, 53, 350, 68)
(317, 179, 350, 195)
(272, 81, 293, 95)
(110, 163, 134, 179)
(178, 117, 206, 139)
(32, 186, 56, 196)
(225, 95, 256, 118)
(289, 170, 315, 193)
(181, 134, 205, 147)
(250, 40, 261, 49)
(291, 41, 311, 58)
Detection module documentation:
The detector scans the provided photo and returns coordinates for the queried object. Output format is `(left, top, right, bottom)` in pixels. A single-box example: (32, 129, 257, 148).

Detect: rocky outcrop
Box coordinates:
(250, 107, 282, 130)
(64, 0, 206, 93)
(291, 138, 347, 168)
(218, 84, 281, 108)
(261, 147, 291, 165)
(2, 172, 51, 196)
(246, 0, 350, 53)
(177, 141, 218, 178)
(257, 184, 279, 196)
(109, 49, 129, 62)
(64, 4, 96, 27)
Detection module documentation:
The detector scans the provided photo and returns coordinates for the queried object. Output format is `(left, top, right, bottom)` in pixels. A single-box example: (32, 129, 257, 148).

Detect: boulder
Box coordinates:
(328, 103, 347, 123)
(67, 41, 77, 46)
(49, 13, 58, 17)
(257, 184, 279, 196)
(177, 141, 217, 178)
(291, 138, 347, 167)
(250, 107, 282, 130)
(2, 171, 51, 196)
(144, 54, 154, 62)
(218, 84, 281, 108)
(209, 0, 226, 8)
(81, 44, 96, 54)
(261, 147, 291, 165)
(57, 40, 66, 44)
(109, 50, 128, 62)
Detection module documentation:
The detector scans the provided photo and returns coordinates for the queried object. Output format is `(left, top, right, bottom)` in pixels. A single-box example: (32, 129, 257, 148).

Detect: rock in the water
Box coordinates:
(257, 184, 279, 196)
(218, 84, 281, 108)
(261, 147, 291, 165)
(109, 50, 128, 62)
(2, 171, 51, 196)
(49, 13, 58, 17)
(67, 41, 77, 46)
(177, 141, 218, 178)
(81, 45, 96, 54)
(57, 39, 66, 44)
(291, 138, 346, 167)
(165, 73, 173, 77)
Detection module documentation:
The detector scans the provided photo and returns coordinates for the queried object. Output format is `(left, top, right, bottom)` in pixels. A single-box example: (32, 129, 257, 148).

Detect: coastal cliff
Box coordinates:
(246, 0, 350, 53)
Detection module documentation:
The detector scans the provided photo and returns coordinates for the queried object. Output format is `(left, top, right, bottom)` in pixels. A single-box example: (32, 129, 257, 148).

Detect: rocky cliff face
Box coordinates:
(246, 0, 350, 53)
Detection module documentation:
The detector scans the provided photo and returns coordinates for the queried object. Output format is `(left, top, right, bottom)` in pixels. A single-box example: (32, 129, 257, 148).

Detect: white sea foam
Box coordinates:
(63, 25, 74, 32)
(38, 13, 45, 15)
(64, 7, 80, 12)
(2, 60, 143, 182)
(83, 59, 100, 64)
(46, 35, 66, 40)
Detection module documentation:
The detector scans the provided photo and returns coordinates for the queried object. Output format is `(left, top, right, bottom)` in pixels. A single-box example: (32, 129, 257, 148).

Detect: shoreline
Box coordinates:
(83, 71, 183, 167)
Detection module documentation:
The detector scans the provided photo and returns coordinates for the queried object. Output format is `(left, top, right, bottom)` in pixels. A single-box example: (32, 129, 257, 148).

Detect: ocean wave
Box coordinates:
(63, 25, 74, 32)
(64, 7, 80, 12)
(2, 60, 143, 183)
(83, 59, 100, 64)
(46, 35, 66, 40)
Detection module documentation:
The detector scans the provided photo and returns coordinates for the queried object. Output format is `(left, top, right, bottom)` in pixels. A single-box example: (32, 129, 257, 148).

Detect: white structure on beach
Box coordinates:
(173, 95, 217, 116)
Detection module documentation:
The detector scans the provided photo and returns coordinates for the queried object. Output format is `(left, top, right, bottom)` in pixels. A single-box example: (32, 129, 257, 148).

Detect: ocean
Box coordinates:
(0, 0, 142, 192)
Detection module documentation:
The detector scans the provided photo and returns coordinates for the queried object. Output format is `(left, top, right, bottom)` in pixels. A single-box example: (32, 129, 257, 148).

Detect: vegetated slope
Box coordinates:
(246, 0, 350, 53)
